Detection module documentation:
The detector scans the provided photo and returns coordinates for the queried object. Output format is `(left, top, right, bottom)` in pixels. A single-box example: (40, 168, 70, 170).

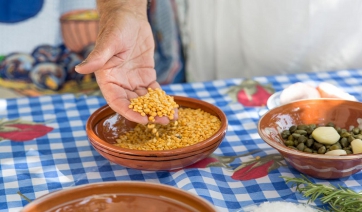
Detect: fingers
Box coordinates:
(153, 116, 170, 125)
(110, 98, 150, 125)
(148, 80, 162, 90)
(124, 119, 138, 128)
(134, 82, 178, 125)
(132, 80, 160, 97)
(153, 108, 178, 125)
(97, 72, 177, 125)
(99, 82, 149, 125)
(112, 101, 174, 126)
(173, 108, 179, 120)
(108, 94, 178, 126)
(75, 35, 116, 75)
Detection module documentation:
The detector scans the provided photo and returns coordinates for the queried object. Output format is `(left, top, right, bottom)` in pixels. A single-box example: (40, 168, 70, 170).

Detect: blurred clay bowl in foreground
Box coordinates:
(21, 181, 218, 212)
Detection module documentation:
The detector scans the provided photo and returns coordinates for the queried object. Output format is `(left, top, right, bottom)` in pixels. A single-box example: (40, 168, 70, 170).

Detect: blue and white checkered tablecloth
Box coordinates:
(1, 69, 362, 212)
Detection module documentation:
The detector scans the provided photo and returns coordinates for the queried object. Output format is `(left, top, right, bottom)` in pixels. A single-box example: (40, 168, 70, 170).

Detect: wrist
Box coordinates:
(97, 0, 148, 17)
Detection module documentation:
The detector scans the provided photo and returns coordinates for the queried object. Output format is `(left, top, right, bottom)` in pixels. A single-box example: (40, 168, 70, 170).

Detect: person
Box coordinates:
(0, 0, 183, 124)
(76, 0, 362, 127)
(75, 0, 173, 125)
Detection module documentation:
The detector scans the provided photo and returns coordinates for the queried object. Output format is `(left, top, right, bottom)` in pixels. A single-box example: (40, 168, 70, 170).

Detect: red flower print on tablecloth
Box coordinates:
(174, 150, 286, 181)
(226, 79, 275, 107)
(170, 157, 219, 172)
(0, 119, 53, 142)
(231, 154, 285, 180)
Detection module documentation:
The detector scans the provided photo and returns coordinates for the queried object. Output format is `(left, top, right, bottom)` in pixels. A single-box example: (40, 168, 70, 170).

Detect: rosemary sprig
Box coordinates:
(17, 191, 32, 203)
(282, 175, 362, 212)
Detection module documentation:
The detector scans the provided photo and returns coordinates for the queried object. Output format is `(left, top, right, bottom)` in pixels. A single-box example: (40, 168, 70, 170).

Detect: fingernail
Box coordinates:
(76, 60, 87, 68)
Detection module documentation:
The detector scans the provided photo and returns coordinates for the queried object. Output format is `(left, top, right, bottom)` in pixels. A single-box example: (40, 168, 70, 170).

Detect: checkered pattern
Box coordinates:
(1, 69, 362, 212)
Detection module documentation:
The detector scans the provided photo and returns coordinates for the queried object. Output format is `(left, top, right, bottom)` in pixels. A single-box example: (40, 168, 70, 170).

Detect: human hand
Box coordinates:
(76, 0, 174, 125)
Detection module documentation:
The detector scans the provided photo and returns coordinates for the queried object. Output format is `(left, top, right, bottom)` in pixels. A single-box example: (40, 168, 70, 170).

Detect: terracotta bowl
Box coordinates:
(21, 181, 217, 212)
(60, 9, 99, 53)
(91, 143, 218, 170)
(258, 98, 362, 179)
(89, 136, 220, 161)
(86, 96, 228, 170)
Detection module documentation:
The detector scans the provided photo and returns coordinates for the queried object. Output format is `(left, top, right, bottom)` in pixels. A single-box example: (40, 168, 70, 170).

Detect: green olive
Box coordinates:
(289, 126, 297, 133)
(330, 143, 341, 150)
(326, 122, 335, 127)
(298, 135, 308, 143)
(292, 133, 301, 139)
(303, 147, 313, 153)
(306, 139, 314, 148)
(356, 134, 362, 139)
(295, 130, 308, 135)
(297, 125, 308, 130)
(297, 143, 305, 151)
(287, 134, 294, 141)
(352, 127, 361, 135)
(284, 140, 294, 146)
(318, 146, 326, 154)
(308, 124, 317, 130)
(313, 142, 323, 150)
(341, 132, 351, 138)
(281, 130, 291, 139)
(340, 139, 349, 148)
(288, 146, 297, 150)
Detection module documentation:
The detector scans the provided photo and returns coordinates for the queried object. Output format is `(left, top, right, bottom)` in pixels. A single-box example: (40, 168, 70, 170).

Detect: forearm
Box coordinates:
(96, 0, 148, 17)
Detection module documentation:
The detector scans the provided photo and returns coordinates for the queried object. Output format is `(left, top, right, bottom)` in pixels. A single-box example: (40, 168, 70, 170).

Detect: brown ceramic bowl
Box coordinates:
(60, 9, 99, 53)
(89, 136, 220, 161)
(21, 181, 217, 212)
(258, 98, 362, 179)
(91, 143, 218, 170)
(86, 96, 228, 170)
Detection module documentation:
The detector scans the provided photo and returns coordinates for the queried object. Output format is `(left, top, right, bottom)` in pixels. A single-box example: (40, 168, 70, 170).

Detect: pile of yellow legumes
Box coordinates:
(115, 108, 221, 150)
(115, 88, 222, 150)
(128, 88, 179, 122)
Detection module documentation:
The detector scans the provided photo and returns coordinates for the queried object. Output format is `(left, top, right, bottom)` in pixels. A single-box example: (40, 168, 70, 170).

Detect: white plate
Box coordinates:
(266, 91, 282, 110)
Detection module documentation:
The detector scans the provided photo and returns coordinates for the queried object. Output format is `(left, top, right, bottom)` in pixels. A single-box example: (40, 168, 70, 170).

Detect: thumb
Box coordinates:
(75, 39, 115, 74)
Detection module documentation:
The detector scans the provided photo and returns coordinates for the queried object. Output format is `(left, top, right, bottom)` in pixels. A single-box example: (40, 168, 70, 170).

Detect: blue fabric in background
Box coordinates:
(148, 0, 186, 84)
(0, 0, 44, 23)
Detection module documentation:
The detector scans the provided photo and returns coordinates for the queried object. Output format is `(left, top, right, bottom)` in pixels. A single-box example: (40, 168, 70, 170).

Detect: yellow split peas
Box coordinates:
(128, 88, 179, 122)
(115, 108, 221, 150)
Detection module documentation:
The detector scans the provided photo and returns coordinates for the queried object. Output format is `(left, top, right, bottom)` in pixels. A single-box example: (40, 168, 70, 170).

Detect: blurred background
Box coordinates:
(0, 0, 186, 97)
(1, 0, 362, 98)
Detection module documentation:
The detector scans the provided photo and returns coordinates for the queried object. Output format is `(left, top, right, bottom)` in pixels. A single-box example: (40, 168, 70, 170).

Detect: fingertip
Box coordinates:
(76, 42, 114, 74)
(124, 119, 138, 128)
(124, 112, 149, 125)
(75, 57, 101, 74)
(148, 81, 162, 90)
(75, 60, 88, 74)
(110, 103, 149, 125)
(173, 108, 179, 120)
(153, 116, 170, 125)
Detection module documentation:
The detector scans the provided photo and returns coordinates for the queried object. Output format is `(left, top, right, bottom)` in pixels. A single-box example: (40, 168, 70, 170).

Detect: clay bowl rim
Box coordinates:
(89, 135, 223, 161)
(90, 137, 221, 170)
(59, 9, 99, 22)
(258, 98, 362, 160)
(86, 95, 228, 157)
(21, 181, 217, 212)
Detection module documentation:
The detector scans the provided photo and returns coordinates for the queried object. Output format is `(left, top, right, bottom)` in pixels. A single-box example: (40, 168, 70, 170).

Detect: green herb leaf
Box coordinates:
(282, 175, 362, 212)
